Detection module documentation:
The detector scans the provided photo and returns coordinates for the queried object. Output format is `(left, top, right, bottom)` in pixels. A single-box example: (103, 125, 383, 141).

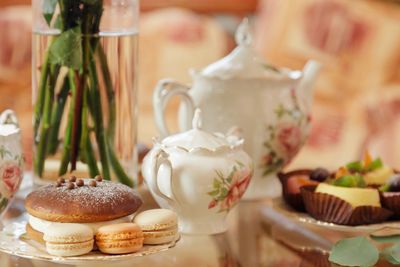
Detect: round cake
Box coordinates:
(25, 178, 142, 223)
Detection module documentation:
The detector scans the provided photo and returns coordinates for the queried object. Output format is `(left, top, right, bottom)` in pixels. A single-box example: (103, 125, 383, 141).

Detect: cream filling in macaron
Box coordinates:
(29, 214, 133, 234)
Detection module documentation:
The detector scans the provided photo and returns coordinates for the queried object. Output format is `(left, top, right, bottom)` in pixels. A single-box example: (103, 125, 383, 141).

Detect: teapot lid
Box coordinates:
(161, 109, 233, 151)
(0, 110, 19, 137)
(200, 18, 299, 80)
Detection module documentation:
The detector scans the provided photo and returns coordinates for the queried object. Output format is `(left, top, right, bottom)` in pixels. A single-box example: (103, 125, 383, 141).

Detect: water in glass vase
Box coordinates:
(32, 31, 139, 187)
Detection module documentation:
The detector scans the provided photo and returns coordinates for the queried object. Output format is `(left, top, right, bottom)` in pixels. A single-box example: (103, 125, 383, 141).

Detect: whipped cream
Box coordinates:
(29, 214, 133, 234)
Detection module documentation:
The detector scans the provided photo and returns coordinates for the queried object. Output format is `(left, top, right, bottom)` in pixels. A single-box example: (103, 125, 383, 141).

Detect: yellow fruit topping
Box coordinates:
(364, 166, 394, 185)
(315, 183, 381, 207)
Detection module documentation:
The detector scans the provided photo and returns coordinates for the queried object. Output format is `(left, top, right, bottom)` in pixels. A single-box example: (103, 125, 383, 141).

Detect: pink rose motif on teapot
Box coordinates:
(261, 91, 310, 176)
(1, 161, 22, 194)
(275, 122, 302, 159)
(208, 163, 252, 212)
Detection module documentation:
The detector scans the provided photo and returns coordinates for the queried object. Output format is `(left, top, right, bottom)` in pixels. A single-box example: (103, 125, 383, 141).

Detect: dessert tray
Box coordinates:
(273, 197, 400, 234)
(0, 214, 179, 265)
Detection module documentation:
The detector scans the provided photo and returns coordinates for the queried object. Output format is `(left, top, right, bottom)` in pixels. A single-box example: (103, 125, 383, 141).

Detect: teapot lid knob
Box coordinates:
(192, 109, 202, 130)
(235, 17, 252, 47)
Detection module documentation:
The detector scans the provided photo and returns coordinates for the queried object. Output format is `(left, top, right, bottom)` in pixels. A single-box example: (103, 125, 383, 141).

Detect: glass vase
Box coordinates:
(32, 0, 139, 186)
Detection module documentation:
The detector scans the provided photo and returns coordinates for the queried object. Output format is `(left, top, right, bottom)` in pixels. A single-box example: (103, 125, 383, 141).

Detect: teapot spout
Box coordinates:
(298, 60, 322, 111)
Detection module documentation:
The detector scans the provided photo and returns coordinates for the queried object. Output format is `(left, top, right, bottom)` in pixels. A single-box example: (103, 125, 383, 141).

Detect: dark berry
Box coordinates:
(389, 175, 400, 192)
(310, 168, 330, 182)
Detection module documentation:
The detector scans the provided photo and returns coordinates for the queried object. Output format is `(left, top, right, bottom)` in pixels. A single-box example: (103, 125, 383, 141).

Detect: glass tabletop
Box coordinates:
(0, 175, 395, 267)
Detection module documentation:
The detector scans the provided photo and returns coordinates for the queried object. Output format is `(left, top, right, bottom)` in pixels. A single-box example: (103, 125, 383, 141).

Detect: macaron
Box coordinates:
(96, 223, 144, 254)
(43, 224, 94, 257)
(133, 209, 178, 245)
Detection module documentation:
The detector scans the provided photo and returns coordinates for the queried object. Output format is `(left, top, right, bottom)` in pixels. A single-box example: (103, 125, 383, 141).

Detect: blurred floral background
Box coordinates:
(1, 0, 400, 171)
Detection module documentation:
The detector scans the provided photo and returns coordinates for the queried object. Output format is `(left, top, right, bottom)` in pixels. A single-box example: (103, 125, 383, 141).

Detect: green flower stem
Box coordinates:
(89, 38, 132, 185)
(84, 132, 100, 177)
(34, 64, 56, 176)
(98, 45, 116, 140)
(106, 139, 133, 187)
(33, 52, 50, 139)
(79, 84, 99, 177)
(70, 69, 84, 171)
(47, 77, 69, 155)
(59, 70, 76, 176)
(87, 58, 111, 180)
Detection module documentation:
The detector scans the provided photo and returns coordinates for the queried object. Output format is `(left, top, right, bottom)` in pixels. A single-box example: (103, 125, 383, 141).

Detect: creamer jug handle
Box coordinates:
(146, 147, 176, 207)
(153, 79, 195, 138)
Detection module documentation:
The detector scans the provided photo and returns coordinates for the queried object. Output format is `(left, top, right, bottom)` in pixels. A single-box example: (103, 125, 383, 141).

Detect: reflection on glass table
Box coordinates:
(0, 175, 398, 267)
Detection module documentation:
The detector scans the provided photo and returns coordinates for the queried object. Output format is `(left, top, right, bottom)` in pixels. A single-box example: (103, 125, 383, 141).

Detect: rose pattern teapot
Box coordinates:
(153, 18, 321, 199)
(142, 109, 253, 234)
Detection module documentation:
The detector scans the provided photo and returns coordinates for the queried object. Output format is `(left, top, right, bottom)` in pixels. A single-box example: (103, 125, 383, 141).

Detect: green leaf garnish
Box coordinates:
(366, 158, 383, 172)
(379, 183, 390, 192)
(382, 243, 400, 264)
(370, 234, 400, 243)
(333, 175, 366, 188)
(49, 27, 83, 69)
(42, 0, 58, 26)
(329, 236, 379, 267)
(346, 161, 363, 172)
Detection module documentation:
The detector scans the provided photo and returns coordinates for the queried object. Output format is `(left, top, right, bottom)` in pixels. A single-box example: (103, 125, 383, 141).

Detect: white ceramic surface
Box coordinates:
(153, 19, 321, 200)
(0, 109, 23, 216)
(142, 110, 253, 234)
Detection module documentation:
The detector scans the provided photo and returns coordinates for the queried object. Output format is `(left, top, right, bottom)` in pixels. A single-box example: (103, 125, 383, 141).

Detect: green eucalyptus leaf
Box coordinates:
(382, 243, 400, 264)
(328, 236, 379, 267)
(42, 0, 58, 25)
(49, 27, 82, 69)
(370, 234, 400, 243)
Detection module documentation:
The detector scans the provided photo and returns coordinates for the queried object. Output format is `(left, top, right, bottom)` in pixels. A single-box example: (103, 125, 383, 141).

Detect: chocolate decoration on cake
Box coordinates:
(69, 176, 77, 182)
(89, 180, 97, 187)
(66, 182, 75, 190)
(57, 177, 65, 184)
(95, 175, 103, 182)
(76, 179, 84, 187)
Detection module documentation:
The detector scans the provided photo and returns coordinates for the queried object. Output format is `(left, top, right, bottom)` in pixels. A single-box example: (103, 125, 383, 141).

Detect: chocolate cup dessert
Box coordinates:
(278, 169, 313, 212)
(381, 192, 400, 218)
(301, 185, 392, 226)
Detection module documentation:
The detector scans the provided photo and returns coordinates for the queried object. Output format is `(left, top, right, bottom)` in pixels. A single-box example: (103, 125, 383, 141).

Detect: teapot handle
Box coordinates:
(0, 109, 19, 127)
(153, 79, 195, 138)
(147, 147, 176, 206)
